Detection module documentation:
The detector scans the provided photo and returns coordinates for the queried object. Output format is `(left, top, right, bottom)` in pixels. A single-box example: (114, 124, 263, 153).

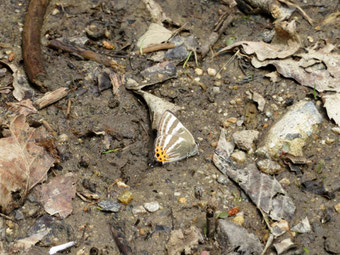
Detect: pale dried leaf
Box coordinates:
(13, 229, 50, 250)
(252, 42, 340, 92)
(38, 175, 76, 218)
(218, 20, 300, 60)
(213, 129, 296, 221)
(0, 115, 55, 214)
(135, 90, 183, 130)
(323, 94, 340, 126)
(7, 99, 38, 117)
(0, 61, 34, 101)
(137, 23, 172, 49)
(142, 0, 173, 24)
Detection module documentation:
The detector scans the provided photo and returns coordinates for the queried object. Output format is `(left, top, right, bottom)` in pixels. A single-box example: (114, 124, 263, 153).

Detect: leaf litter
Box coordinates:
(0, 114, 55, 214)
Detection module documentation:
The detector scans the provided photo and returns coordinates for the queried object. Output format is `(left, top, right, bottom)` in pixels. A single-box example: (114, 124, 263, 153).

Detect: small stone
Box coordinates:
(307, 36, 314, 42)
(85, 22, 105, 40)
(118, 190, 133, 204)
(98, 200, 121, 212)
(194, 186, 204, 199)
(231, 150, 246, 163)
(229, 99, 236, 105)
(51, 8, 60, 15)
(233, 130, 259, 151)
(195, 68, 203, 75)
(143, 201, 160, 212)
(235, 98, 243, 105)
(14, 210, 24, 221)
(326, 137, 335, 144)
(132, 205, 147, 216)
(207, 68, 217, 76)
(179, 197, 187, 204)
(279, 178, 290, 186)
(58, 134, 69, 143)
(216, 175, 229, 185)
(216, 73, 222, 79)
(227, 117, 237, 124)
(211, 141, 217, 147)
(331, 127, 340, 135)
(0, 68, 7, 77)
(212, 86, 220, 94)
(232, 214, 244, 226)
(257, 159, 282, 175)
(334, 203, 340, 213)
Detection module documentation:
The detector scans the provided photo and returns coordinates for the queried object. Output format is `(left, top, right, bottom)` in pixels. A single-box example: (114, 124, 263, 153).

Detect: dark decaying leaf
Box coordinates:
(213, 129, 296, 221)
(0, 115, 55, 214)
(301, 180, 335, 200)
(37, 175, 76, 218)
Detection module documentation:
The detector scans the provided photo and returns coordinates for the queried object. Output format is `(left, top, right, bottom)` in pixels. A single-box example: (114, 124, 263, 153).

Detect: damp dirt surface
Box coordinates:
(1, 0, 340, 254)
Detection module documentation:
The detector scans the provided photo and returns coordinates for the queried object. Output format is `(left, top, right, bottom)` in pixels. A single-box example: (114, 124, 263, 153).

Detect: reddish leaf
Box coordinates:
(0, 115, 55, 213)
(38, 175, 76, 218)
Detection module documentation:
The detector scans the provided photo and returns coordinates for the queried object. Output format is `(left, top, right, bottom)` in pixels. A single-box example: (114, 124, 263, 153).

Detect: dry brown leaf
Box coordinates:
(7, 99, 38, 117)
(37, 174, 76, 218)
(0, 115, 55, 214)
(322, 94, 340, 127)
(217, 20, 300, 60)
(12, 229, 50, 251)
(252, 42, 340, 92)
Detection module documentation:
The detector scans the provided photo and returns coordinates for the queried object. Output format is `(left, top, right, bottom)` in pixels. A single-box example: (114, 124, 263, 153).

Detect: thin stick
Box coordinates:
(137, 42, 176, 55)
(66, 99, 71, 119)
(48, 39, 124, 71)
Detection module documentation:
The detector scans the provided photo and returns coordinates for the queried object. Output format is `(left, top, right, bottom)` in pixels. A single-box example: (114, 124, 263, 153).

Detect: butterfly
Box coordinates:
(154, 111, 198, 164)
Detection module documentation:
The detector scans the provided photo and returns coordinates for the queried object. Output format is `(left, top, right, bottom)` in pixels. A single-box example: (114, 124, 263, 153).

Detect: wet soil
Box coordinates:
(0, 0, 340, 254)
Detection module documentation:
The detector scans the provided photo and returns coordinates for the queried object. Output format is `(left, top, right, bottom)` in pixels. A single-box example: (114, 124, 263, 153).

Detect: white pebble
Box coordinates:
(207, 68, 217, 76)
(195, 68, 203, 75)
(143, 201, 160, 212)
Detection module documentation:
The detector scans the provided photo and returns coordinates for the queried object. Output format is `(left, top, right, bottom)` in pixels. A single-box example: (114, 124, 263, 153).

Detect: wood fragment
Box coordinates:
(137, 42, 176, 55)
(41, 120, 57, 137)
(199, 12, 235, 58)
(34, 87, 69, 110)
(22, 0, 50, 91)
(109, 223, 132, 255)
(48, 39, 125, 72)
(66, 99, 71, 119)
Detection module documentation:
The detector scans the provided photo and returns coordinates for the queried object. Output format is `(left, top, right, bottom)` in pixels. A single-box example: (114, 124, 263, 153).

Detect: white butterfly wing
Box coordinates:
(155, 111, 198, 163)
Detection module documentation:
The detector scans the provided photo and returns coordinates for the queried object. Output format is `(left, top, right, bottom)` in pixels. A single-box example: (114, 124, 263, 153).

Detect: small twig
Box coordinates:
(168, 22, 188, 40)
(136, 42, 176, 55)
(278, 0, 314, 25)
(216, 49, 239, 76)
(0, 212, 15, 221)
(66, 99, 71, 119)
(48, 39, 125, 71)
(34, 87, 69, 110)
(41, 119, 57, 137)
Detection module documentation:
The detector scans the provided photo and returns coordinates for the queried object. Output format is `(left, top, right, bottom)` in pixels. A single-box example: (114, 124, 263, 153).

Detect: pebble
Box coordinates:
(98, 200, 121, 212)
(216, 175, 229, 185)
(179, 197, 187, 204)
(195, 68, 203, 75)
(227, 117, 237, 123)
(279, 178, 290, 186)
(132, 206, 147, 216)
(232, 214, 245, 226)
(58, 134, 69, 143)
(334, 203, 340, 214)
(118, 190, 133, 204)
(331, 127, 340, 135)
(0, 68, 7, 77)
(233, 130, 259, 151)
(257, 159, 282, 175)
(229, 99, 236, 105)
(143, 201, 160, 212)
(207, 68, 217, 76)
(51, 8, 60, 15)
(235, 98, 243, 105)
(212, 86, 220, 94)
(326, 137, 335, 144)
(231, 150, 246, 163)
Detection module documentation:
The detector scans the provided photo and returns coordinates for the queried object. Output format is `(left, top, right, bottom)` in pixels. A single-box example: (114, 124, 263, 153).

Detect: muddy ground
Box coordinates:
(0, 0, 340, 254)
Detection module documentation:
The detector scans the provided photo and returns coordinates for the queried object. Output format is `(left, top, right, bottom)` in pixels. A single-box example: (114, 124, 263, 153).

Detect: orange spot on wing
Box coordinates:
(155, 146, 170, 162)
